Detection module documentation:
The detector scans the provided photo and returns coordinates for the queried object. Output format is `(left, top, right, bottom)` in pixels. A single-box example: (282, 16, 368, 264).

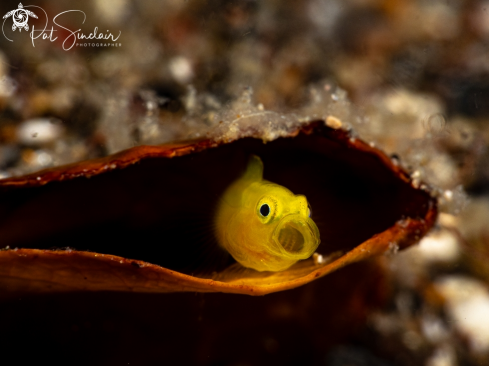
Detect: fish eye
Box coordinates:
(257, 197, 277, 222)
(260, 203, 270, 217)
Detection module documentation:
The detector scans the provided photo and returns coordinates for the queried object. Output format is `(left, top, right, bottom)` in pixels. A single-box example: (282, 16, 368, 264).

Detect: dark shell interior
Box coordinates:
(0, 260, 386, 366)
(0, 124, 431, 277)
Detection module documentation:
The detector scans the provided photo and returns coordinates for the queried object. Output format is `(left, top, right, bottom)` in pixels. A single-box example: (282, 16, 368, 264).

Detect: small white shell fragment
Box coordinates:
(17, 118, 64, 146)
(313, 252, 325, 265)
(387, 242, 399, 256)
(325, 115, 342, 129)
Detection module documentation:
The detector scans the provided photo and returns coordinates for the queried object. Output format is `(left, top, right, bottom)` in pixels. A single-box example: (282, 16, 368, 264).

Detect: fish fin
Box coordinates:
(242, 155, 263, 182)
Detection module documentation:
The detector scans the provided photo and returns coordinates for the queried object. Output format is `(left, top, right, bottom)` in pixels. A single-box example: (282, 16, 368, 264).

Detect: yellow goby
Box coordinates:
(215, 155, 321, 272)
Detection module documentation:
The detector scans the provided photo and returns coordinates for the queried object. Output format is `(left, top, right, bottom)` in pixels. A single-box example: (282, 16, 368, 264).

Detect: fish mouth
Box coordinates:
(273, 214, 320, 257)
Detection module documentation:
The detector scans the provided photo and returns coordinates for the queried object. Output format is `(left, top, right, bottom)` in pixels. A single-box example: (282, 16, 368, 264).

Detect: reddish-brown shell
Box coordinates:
(0, 121, 437, 297)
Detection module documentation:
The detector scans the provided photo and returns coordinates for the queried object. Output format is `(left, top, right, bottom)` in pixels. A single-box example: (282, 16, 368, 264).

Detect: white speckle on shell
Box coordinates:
(325, 115, 342, 129)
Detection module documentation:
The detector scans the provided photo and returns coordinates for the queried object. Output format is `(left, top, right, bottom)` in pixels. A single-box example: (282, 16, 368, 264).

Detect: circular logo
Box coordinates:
(3, 3, 38, 32)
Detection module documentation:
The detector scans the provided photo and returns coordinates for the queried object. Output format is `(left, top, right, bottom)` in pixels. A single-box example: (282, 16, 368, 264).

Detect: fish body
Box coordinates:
(215, 155, 320, 272)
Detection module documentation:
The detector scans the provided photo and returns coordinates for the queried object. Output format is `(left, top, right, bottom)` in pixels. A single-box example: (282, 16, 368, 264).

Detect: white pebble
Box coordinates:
(17, 118, 64, 145)
(169, 56, 194, 84)
(436, 276, 489, 353)
(416, 230, 459, 263)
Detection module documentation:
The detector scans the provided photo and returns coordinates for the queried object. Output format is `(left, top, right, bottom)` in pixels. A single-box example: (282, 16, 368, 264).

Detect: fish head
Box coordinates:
(254, 184, 320, 261)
